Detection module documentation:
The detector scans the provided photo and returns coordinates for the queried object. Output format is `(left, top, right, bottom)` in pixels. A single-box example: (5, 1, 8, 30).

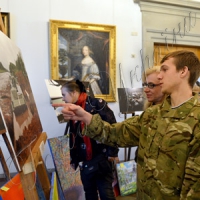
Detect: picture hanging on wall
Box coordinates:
(50, 20, 116, 102)
(118, 88, 144, 113)
(0, 12, 10, 37)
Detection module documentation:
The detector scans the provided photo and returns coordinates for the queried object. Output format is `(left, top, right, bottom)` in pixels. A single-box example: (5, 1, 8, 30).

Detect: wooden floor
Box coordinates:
(116, 193, 137, 200)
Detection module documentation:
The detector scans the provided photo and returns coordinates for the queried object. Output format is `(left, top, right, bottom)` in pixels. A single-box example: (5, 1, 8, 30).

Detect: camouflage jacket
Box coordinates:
(85, 93, 200, 200)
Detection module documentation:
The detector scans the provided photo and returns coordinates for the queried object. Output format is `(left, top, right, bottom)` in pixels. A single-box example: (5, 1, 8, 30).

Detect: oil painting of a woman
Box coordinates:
(72, 45, 102, 95)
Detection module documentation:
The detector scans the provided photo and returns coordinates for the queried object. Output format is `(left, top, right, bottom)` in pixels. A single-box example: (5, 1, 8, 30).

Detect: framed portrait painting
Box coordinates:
(50, 20, 116, 102)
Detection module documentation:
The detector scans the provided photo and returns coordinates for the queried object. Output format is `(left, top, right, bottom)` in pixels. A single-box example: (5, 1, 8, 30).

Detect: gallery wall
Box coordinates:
(0, 0, 142, 173)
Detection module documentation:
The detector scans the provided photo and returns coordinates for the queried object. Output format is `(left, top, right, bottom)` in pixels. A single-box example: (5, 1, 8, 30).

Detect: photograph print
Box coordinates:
(118, 88, 144, 113)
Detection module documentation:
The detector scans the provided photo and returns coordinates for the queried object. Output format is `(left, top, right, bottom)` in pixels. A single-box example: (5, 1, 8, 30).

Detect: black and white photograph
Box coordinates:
(118, 88, 144, 113)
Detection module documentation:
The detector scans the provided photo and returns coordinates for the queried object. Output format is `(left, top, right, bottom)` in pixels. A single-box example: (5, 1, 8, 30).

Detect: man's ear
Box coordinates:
(180, 66, 189, 77)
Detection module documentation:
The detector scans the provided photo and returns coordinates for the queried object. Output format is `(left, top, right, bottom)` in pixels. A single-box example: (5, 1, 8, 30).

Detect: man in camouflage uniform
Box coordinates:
(53, 50, 200, 200)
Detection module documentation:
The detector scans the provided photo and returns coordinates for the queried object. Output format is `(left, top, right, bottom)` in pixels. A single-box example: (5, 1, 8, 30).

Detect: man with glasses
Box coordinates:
(53, 50, 200, 200)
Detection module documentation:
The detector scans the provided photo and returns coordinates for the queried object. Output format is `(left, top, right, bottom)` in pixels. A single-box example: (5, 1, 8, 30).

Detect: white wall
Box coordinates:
(0, 0, 142, 173)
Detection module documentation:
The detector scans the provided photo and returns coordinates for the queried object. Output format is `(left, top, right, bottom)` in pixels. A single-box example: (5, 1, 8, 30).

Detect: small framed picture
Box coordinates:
(0, 12, 10, 37)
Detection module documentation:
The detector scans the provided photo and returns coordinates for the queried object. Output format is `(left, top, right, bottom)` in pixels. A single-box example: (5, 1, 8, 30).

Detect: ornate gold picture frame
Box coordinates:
(0, 12, 10, 37)
(50, 20, 116, 102)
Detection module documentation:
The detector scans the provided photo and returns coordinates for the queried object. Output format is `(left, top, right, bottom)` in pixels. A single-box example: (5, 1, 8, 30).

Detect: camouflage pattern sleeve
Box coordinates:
(84, 114, 141, 147)
(84, 93, 200, 199)
(135, 94, 200, 200)
(180, 126, 200, 199)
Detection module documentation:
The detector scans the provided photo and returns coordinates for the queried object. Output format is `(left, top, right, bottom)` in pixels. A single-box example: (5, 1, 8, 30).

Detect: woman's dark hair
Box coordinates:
(61, 79, 86, 93)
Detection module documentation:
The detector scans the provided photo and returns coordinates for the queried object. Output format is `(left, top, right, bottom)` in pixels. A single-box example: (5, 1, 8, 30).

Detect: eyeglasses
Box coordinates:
(142, 82, 161, 89)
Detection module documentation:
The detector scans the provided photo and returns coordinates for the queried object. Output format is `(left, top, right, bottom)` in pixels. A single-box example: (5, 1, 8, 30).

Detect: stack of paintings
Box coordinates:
(48, 135, 85, 200)
(49, 171, 65, 200)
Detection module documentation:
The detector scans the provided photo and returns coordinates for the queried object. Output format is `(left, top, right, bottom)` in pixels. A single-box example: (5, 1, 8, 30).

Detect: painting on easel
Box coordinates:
(0, 31, 42, 168)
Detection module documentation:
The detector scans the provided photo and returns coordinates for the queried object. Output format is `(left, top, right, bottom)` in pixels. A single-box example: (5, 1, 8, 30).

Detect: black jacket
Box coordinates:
(68, 96, 119, 169)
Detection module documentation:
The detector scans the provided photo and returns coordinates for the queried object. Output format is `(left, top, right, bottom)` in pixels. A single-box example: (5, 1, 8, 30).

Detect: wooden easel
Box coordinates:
(0, 12, 50, 199)
(0, 129, 50, 199)
(0, 147, 10, 181)
(0, 9, 19, 177)
(20, 132, 51, 200)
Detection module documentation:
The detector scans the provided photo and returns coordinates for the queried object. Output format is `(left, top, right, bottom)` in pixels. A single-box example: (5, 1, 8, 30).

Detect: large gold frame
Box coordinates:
(50, 20, 116, 102)
(0, 12, 10, 37)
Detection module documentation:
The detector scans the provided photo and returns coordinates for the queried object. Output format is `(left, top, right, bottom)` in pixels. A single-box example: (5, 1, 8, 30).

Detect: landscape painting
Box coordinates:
(116, 160, 137, 196)
(0, 31, 42, 168)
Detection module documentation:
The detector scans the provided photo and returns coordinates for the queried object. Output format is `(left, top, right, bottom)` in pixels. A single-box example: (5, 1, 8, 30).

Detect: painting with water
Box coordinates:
(0, 31, 42, 168)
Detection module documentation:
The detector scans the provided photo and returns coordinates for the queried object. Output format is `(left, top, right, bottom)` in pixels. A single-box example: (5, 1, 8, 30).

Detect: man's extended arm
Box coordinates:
(52, 103, 141, 147)
(52, 103, 92, 124)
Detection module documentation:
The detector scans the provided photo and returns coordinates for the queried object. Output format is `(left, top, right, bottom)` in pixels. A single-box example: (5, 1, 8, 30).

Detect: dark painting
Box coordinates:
(50, 20, 116, 102)
(118, 88, 144, 113)
(58, 29, 109, 95)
